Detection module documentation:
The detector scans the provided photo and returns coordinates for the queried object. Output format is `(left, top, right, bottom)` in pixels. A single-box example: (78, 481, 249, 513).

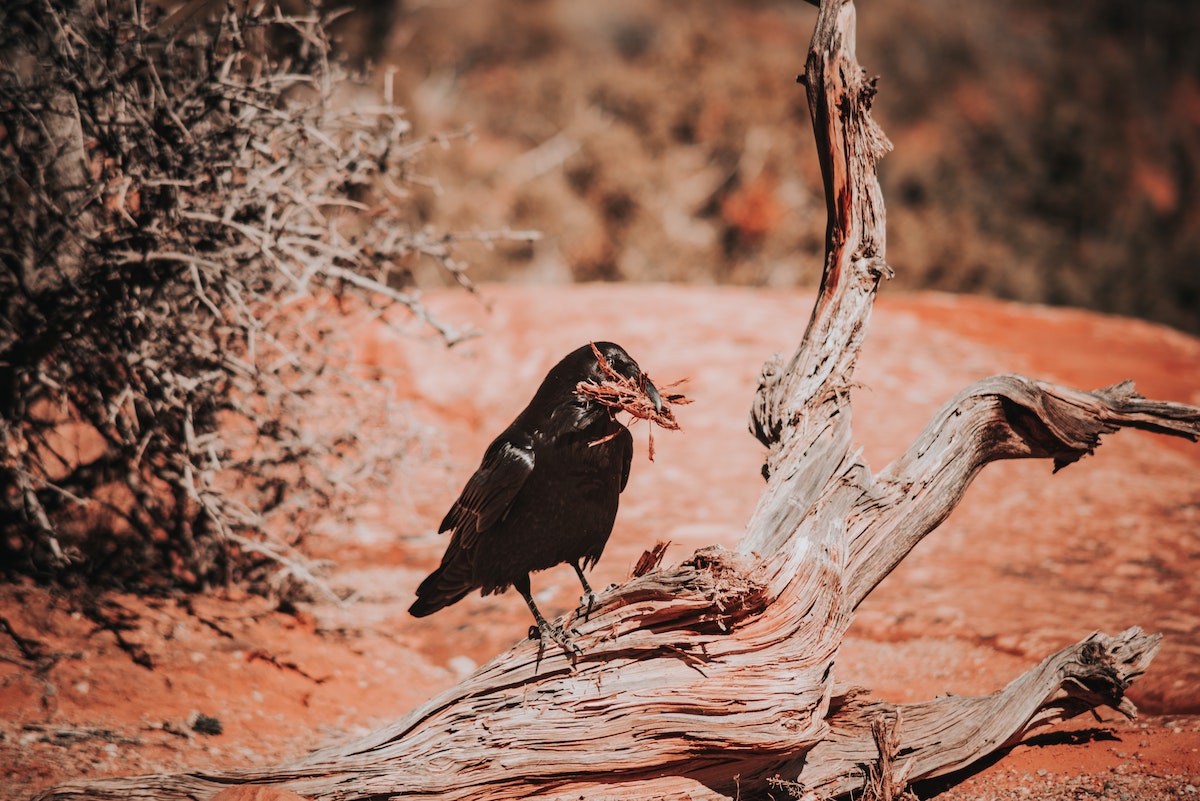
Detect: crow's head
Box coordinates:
(538, 342, 661, 430)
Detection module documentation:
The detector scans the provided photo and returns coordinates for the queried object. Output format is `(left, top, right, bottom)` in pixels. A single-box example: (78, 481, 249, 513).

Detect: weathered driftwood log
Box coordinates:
(34, 0, 1200, 800)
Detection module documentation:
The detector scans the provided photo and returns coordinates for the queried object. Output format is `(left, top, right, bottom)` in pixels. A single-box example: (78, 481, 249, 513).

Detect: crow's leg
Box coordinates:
(572, 561, 598, 620)
(514, 574, 579, 664)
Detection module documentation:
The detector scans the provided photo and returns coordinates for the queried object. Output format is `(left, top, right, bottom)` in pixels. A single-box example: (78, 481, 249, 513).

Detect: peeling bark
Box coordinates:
(33, 1, 1200, 800)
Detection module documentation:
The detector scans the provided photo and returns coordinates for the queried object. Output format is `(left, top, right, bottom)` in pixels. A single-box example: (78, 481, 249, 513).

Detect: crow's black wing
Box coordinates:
(618, 426, 634, 492)
(438, 431, 535, 549)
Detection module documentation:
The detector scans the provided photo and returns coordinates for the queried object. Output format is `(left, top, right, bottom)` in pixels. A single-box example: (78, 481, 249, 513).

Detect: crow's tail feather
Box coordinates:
(408, 555, 475, 617)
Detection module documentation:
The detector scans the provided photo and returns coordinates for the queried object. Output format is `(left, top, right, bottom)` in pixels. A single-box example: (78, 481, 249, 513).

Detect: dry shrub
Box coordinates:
(0, 0, 535, 594)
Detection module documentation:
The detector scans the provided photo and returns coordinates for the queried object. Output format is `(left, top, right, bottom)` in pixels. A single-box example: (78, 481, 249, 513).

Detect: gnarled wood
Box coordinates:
(846, 377, 1200, 608)
(33, 1, 1200, 800)
(785, 627, 1162, 799)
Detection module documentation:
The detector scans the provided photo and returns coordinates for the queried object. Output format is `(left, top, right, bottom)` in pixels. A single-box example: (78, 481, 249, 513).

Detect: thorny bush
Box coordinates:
(0, 0, 531, 594)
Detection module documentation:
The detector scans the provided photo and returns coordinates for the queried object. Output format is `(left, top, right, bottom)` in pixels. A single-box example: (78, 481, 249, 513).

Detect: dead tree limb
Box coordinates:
(783, 627, 1162, 799)
(846, 376, 1200, 608)
(33, 0, 1200, 799)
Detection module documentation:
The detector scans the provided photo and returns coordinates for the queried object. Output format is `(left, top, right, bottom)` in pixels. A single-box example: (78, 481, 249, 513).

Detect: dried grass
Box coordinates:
(576, 341, 691, 460)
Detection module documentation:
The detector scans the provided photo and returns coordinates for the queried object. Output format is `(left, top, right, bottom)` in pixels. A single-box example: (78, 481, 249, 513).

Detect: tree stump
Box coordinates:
(35, 1, 1200, 799)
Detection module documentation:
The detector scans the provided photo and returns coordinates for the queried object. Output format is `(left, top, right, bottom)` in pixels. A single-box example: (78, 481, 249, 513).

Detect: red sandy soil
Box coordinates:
(3, 284, 1199, 800)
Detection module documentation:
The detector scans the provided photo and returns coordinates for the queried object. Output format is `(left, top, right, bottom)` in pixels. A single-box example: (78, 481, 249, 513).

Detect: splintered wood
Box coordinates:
(576, 342, 692, 460)
(631, 540, 672, 578)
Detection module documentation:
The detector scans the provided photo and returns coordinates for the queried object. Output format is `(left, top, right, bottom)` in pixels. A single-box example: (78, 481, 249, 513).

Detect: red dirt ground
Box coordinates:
(3, 284, 1199, 800)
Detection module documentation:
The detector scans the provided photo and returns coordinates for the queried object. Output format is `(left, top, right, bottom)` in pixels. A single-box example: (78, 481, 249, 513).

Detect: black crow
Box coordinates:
(408, 342, 661, 652)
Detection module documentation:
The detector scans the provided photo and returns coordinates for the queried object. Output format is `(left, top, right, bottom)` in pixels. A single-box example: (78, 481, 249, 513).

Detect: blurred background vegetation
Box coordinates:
(339, 0, 1199, 334)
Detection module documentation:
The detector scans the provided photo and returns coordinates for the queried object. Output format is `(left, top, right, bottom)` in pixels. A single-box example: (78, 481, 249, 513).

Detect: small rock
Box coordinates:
(191, 713, 223, 736)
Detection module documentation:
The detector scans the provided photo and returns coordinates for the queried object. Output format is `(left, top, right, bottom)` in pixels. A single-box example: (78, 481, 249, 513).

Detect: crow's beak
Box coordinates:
(644, 377, 662, 413)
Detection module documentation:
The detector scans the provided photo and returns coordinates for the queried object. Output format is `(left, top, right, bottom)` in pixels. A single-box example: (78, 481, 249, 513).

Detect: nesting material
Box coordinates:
(576, 342, 692, 460)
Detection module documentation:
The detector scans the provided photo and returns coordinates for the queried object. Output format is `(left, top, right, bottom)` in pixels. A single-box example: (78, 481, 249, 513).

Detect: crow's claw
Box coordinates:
(578, 590, 599, 621)
(530, 619, 581, 669)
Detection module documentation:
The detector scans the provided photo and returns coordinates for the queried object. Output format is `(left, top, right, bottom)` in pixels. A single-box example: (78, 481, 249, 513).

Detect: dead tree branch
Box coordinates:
(788, 627, 1162, 799)
(846, 377, 1200, 608)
